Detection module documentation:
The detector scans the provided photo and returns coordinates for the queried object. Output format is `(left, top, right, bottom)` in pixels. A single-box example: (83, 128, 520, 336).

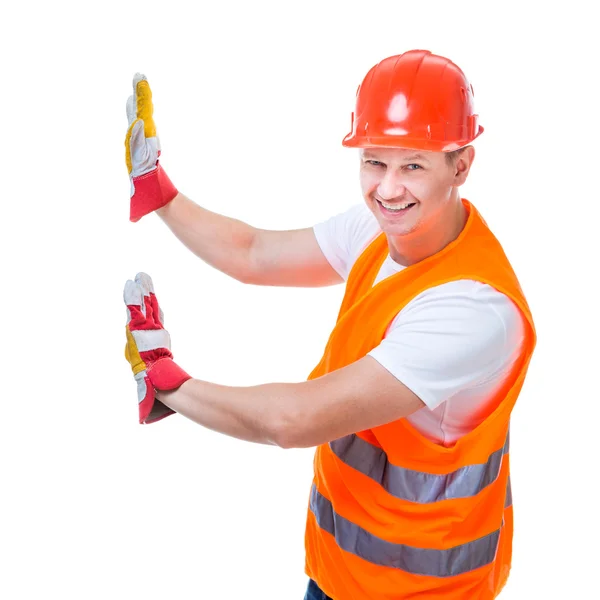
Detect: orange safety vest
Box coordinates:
(304, 200, 537, 600)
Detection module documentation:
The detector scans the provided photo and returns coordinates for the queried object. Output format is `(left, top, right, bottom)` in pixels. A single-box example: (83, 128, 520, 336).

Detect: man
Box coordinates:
(123, 49, 536, 599)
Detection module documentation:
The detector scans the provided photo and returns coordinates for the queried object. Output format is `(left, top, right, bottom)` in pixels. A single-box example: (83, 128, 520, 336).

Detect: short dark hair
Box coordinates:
(445, 148, 467, 166)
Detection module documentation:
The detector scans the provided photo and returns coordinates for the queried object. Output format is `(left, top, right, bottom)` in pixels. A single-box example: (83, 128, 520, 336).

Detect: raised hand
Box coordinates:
(125, 74, 178, 222)
(123, 272, 190, 423)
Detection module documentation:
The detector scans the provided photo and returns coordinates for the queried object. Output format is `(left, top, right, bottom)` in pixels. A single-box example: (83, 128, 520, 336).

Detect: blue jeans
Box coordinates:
(304, 578, 333, 600)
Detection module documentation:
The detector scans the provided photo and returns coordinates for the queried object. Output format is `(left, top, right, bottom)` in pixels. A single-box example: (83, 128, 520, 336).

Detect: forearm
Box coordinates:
(156, 193, 258, 282)
(155, 378, 301, 447)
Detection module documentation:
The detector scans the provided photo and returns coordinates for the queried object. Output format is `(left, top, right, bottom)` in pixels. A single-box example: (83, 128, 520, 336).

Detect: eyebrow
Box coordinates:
(362, 151, 430, 163)
(401, 153, 430, 162)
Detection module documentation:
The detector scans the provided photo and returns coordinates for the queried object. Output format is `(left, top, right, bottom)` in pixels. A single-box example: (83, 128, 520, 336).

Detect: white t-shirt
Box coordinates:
(313, 203, 525, 446)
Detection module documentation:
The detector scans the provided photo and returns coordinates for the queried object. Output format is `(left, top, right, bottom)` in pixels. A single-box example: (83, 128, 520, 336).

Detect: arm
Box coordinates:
(151, 283, 523, 443)
(157, 192, 343, 287)
(155, 355, 425, 448)
(125, 75, 341, 288)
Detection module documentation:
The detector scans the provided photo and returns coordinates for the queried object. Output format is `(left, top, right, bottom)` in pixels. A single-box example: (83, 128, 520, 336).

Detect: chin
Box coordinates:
(382, 222, 417, 237)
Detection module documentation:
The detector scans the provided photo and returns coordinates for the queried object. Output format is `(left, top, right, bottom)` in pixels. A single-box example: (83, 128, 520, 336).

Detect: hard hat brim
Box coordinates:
(342, 126, 484, 153)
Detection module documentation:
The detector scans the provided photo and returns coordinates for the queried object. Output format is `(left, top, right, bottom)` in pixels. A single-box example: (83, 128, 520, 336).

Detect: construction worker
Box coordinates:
(123, 49, 536, 599)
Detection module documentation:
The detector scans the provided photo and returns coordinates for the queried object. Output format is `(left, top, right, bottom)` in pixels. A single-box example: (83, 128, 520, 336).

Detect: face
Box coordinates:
(359, 147, 471, 237)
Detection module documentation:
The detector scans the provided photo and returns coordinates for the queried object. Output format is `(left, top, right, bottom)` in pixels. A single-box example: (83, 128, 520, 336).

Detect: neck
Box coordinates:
(387, 196, 468, 266)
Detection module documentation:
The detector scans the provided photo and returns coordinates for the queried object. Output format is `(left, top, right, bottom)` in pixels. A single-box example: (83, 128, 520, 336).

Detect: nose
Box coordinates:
(377, 170, 406, 201)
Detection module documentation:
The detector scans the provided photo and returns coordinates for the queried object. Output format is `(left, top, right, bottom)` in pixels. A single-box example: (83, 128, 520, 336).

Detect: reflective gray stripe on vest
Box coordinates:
(329, 431, 510, 504)
(310, 484, 501, 577)
(505, 476, 512, 508)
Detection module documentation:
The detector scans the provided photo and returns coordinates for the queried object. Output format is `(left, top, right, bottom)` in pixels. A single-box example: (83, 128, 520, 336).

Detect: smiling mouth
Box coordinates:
(376, 199, 416, 213)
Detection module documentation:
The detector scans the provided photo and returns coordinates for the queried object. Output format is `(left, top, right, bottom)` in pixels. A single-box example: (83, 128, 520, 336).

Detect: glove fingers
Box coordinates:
(135, 272, 155, 294)
(126, 72, 146, 126)
(126, 72, 161, 182)
(150, 293, 162, 327)
(138, 273, 163, 327)
(132, 73, 157, 138)
(132, 73, 146, 118)
(135, 272, 157, 325)
(133, 72, 147, 93)
(126, 119, 145, 176)
(124, 279, 145, 323)
(126, 94, 136, 125)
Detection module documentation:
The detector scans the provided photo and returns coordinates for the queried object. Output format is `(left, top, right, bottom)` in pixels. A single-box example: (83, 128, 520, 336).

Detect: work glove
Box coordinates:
(124, 272, 191, 424)
(125, 74, 178, 222)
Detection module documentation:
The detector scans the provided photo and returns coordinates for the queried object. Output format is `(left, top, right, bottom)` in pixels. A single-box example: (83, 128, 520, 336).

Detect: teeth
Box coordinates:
(380, 201, 413, 211)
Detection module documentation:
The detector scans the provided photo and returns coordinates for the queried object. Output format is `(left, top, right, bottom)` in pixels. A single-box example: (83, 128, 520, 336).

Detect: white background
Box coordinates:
(1, 1, 598, 598)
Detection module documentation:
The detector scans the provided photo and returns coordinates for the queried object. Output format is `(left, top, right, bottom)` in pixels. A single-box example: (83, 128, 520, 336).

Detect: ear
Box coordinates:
(453, 146, 475, 186)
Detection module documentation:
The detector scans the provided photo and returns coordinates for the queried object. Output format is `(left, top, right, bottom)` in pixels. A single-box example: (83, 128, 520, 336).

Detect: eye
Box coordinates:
(406, 164, 422, 171)
(365, 160, 385, 167)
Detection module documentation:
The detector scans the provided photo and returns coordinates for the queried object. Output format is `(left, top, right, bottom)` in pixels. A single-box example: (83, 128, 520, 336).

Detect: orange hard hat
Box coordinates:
(342, 49, 483, 152)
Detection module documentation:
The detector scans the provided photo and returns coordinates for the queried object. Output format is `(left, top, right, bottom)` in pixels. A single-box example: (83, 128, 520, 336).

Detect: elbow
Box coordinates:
(269, 404, 315, 450)
(236, 267, 260, 286)
(238, 229, 266, 286)
(272, 428, 298, 450)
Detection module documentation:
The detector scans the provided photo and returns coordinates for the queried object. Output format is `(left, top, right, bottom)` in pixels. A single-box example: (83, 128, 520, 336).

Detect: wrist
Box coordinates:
(130, 164, 179, 222)
(156, 191, 183, 219)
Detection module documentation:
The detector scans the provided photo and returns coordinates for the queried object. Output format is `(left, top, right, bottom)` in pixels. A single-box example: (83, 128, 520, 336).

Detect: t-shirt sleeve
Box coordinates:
(367, 281, 525, 410)
(313, 203, 381, 280)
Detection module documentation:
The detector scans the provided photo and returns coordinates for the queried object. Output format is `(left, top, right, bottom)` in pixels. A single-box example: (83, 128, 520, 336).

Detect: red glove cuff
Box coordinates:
(130, 163, 178, 222)
(147, 357, 192, 391)
(141, 395, 175, 425)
